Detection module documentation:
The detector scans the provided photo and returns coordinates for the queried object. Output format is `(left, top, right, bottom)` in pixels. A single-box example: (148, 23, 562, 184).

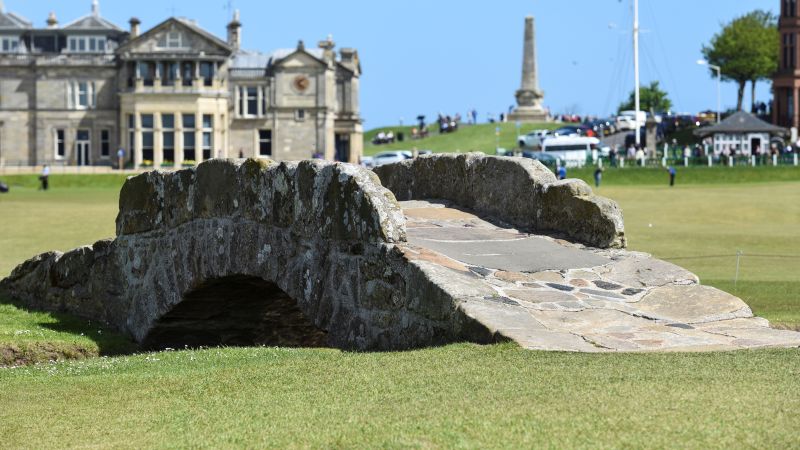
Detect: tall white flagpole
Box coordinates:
(634, 0, 641, 146)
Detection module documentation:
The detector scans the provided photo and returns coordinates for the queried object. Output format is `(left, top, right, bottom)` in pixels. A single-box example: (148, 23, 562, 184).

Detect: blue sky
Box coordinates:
(10, 0, 777, 127)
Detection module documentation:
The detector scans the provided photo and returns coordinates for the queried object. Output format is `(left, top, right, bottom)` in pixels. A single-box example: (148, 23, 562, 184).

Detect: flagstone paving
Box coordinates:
(400, 199, 800, 352)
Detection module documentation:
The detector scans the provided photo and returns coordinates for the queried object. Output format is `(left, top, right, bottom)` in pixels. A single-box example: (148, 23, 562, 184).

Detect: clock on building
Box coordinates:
(293, 75, 310, 92)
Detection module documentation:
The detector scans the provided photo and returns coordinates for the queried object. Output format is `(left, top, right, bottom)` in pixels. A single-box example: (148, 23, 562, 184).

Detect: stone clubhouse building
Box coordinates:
(0, 1, 363, 168)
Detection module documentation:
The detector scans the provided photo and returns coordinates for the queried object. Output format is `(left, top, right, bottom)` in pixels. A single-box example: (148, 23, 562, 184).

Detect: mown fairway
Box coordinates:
(2, 344, 800, 449)
(0, 168, 798, 448)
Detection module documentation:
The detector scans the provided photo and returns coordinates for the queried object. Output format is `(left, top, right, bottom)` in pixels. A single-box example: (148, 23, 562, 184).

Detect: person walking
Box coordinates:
(593, 167, 603, 187)
(668, 166, 676, 187)
(117, 147, 125, 171)
(39, 164, 50, 191)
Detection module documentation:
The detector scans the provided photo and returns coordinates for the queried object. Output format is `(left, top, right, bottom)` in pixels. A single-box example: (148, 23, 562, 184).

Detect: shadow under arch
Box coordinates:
(141, 275, 328, 351)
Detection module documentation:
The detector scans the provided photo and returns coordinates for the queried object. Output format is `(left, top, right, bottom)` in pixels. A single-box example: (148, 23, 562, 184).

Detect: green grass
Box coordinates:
(0, 168, 799, 447)
(363, 122, 561, 155)
(0, 186, 119, 278)
(1, 173, 130, 190)
(1, 344, 799, 448)
(569, 165, 800, 185)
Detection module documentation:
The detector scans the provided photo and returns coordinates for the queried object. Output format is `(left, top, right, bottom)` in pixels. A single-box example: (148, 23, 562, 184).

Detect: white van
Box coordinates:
(539, 136, 600, 167)
(616, 110, 647, 131)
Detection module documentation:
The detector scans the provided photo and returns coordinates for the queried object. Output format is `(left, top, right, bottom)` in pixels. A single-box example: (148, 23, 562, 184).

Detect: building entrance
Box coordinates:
(76, 130, 91, 166)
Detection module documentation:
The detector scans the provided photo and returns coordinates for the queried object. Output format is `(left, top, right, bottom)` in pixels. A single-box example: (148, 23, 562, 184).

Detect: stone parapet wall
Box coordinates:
(373, 153, 625, 249)
(117, 159, 406, 244)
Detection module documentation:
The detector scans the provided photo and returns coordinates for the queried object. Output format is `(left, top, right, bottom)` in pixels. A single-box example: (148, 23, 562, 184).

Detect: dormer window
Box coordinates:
(158, 31, 184, 49)
(0, 37, 20, 53)
(68, 36, 108, 53)
(167, 32, 183, 48)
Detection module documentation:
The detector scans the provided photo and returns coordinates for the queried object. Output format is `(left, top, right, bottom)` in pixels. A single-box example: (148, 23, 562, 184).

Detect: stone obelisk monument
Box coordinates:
(509, 16, 548, 122)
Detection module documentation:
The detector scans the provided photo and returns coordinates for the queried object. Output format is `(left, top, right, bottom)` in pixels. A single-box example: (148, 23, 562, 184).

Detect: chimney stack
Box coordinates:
(318, 34, 335, 64)
(46, 11, 58, 29)
(129, 17, 140, 37)
(226, 9, 241, 51)
(92, 0, 99, 16)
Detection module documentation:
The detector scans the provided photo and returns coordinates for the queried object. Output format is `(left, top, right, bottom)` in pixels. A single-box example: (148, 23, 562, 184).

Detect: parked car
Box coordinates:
(517, 129, 551, 148)
(540, 136, 601, 167)
(521, 150, 561, 169)
(552, 125, 587, 137)
(372, 151, 413, 166)
(587, 118, 617, 136)
(616, 110, 647, 131)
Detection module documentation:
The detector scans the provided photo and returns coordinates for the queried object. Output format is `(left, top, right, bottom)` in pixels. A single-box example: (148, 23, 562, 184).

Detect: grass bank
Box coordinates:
(0, 302, 136, 366)
(363, 122, 561, 155)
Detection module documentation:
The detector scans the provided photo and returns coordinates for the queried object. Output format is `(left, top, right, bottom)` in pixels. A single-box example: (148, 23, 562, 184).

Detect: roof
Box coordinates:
(694, 111, 786, 137)
(116, 17, 232, 55)
(231, 47, 325, 69)
(174, 17, 231, 50)
(0, 10, 32, 30)
(62, 1, 123, 31)
(62, 14, 123, 31)
(230, 50, 270, 69)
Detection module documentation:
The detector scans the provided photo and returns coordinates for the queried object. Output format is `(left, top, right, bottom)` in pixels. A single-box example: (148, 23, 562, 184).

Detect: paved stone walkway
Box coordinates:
(400, 199, 800, 352)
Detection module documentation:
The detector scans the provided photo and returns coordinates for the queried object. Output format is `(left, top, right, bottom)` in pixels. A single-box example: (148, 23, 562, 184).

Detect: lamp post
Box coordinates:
(697, 59, 721, 124)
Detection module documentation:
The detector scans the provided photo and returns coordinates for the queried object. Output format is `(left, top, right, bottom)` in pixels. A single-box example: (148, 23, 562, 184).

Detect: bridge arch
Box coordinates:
(141, 275, 327, 350)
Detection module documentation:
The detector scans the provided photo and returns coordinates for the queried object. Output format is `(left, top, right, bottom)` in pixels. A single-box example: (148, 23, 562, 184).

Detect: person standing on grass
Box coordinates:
(39, 164, 50, 191)
(668, 166, 676, 187)
(557, 164, 567, 180)
(594, 167, 603, 187)
(117, 147, 125, 171)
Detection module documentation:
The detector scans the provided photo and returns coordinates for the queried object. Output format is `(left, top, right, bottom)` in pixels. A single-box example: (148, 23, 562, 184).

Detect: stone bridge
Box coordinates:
(2, 154, 799, 352)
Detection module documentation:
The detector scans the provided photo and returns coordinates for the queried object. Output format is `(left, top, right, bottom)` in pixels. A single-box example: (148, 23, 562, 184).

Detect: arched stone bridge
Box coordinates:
(2, 155, 799, 352)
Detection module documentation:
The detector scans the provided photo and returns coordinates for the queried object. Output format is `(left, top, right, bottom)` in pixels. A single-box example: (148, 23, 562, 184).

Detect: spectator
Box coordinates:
(593, 167, 603, 188)
(39, 164, 50, 191)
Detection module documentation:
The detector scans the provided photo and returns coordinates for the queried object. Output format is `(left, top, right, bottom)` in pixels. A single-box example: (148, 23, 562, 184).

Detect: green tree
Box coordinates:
(701, 10, 778, 112)
(618, 81, 672, 113)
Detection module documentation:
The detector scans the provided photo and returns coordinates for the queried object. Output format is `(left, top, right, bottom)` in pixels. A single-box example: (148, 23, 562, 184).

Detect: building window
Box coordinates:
(0, 37, 20, 53)
(141, 114, 154, 162)
(784, 33, 797, 69)
(183, 113, 196, 130)
(238, 86, 260, 117)
(68, 36, 108, 53)
(160, 62, 177, 86)
(101, 129, 110, 158)
(296, 109, 306, 121)
(199, 62, 214, 87)
(202, 114, 213, 160)
(139, 62, 156, 87)
(258, 130, 272, 157)
(55, 129, 65, 159)
(128, 114, 135, 153)
(162, 114, 175, 163)
(167, 32, 182, 48)
(68, 81, 96, 109)
(182, 62, 193, 86)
